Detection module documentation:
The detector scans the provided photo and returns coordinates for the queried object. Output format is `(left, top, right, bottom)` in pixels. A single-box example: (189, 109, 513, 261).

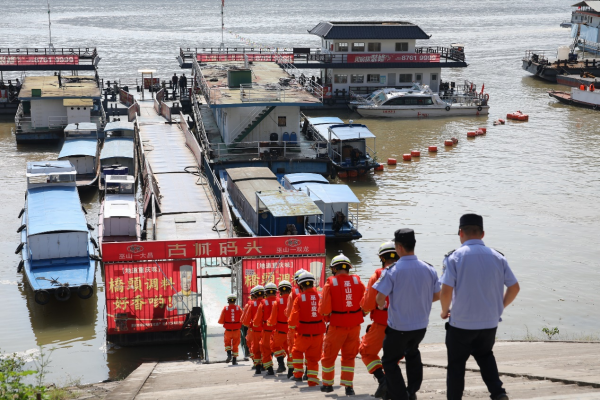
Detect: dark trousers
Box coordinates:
(445, 325, 505, 400)
(382, 327, 427, 400)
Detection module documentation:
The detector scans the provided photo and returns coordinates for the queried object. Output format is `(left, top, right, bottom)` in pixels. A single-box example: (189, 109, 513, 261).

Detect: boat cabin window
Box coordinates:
(336, 42, 348, 52)
(278, 116, 287, 127)
(384, 97, 433, 106)
(352, 42, 365, 52)
(47, 174, 76, 183)
(375, 93, 387, 104)
(399, 74, 413, 83)
(396, 42, 409, 52)
(368, 43, 381, 52)
(107, 182, 134, 194)
(334, 74, 348, 83)
(367, 74, 380, 83)
(351, 74, 364, 83)
(415, 73, 423, 83)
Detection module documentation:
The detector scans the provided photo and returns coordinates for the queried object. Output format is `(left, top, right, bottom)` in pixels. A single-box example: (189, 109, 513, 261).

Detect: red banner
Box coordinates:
(196, 53, 293, 63)
(143, 78, 159, 89)
(0, 55, 79, 66)
(241, 256, 326, 306)
(101, 235, 326, 262)
(106, 260, 197, 334)
(346, 53, 440, 63)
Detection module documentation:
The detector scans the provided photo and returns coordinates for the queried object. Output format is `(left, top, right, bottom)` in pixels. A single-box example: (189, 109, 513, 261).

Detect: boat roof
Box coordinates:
(328, 124, 376, 140)
(307, 116, 345, 126)
(26, 186, 88, 235)
(227, 167, 281, 212)
(308, 21, 430, 40)
(227, 167, 278, 182)
(58, 138, 98, 158)
(104, 121, 135, 132)
(65, 122, 98, 132)
(27, 161, 76, 176)
(572, 1, 600, 12)
(257, 190, 322, 217)
(284, 173, 329, 185)
(305, 183, 360, 204)
(19, 75, 101, 101)
(106, 175, 135, 184)
(105, 195, 137, 218)
(101, 137, 134, 160)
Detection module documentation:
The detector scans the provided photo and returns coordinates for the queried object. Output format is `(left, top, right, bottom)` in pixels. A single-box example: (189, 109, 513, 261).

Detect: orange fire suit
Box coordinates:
(218, 304, 242, 357)
(359, 267, 389, 374)
(269, 293, 292, 369)
(240, 303, 253, 360)
(289, 287, 326, 386)
(254, 296, 276, 369)
(319, 274, 365, 387)
(285, 287, 302, 359)
(242, 298, 263, 366)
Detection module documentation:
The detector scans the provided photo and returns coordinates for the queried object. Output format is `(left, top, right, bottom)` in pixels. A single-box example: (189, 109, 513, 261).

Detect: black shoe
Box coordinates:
(289, 376, 303, 382)
(345, 386, 355, 396)
(225, 350, 232, 363)
(303, 367, 308, 380)
(287, 367, 294, 378)
(276, 356, 286, 373)
(255, 364, 262, 374)
(231, 357, 237, 365)
(492, 394, 509, 400)
(407, 390, 417, 400)
(266, 366, 275, 376)
(374, 381, 387, 398)
(321, 385, 334, 393)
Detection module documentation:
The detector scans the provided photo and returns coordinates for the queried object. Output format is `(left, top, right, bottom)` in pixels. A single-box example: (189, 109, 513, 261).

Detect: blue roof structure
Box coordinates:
(104, 121, 135, 132)
(285, 173, 329, 185)
(26, 186, 88, 235)
(308, 21, 430, 40)
(306, 117, 344, 126)
(58, 138, 98, 158)
(305, 183, 360, 204)
(101, 138, 134, 160)
(328, 124, 376, 141)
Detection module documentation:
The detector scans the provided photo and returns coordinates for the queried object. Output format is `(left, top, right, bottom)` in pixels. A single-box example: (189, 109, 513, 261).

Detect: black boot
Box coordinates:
(266, 366, 275, 376)
(255, 363, 262, 374)
(276, 356, 286, 373)
(225, 350, 232, 363)
(320, 385, 334, 393)
(303, 367, 308, 380)
(287, 367, 294, 379)
(232, 357, 238, 365)
(407, 390, 417, 400)
(373, 369, 387, 398)
(345, 386, 355, 396)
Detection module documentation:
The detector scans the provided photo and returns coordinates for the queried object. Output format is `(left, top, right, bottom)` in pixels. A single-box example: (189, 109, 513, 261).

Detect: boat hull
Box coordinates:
(355, 105, 489, 118)
(548, 90, 600, 109)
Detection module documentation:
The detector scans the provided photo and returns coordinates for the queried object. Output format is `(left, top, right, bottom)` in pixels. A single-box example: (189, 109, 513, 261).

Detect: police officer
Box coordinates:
(218, 293, 242, 365)
(440, 214, 520, 400)
(373, 229, 441, 400)
(359, 241, 398, 398)
(319, 254, 365, 395)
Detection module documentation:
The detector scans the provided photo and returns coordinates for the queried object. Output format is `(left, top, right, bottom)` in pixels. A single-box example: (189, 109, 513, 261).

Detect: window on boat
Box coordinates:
(336, 42, 348, 52)
(375, 93, 387, 104)
(383, 97, 405, 106)
(367, 74, 380, 83)
(415, 73, 423, 83)
(399, 73, 413, 83)
(396, 42, 409, 52)
(334, 74, 348, 83)
(368, 43, 381, 52)
(278, 116, 287, 127)
(416, 97, 433, 105)
(351, 74, 364, 83)
(352, 42, 365, 52)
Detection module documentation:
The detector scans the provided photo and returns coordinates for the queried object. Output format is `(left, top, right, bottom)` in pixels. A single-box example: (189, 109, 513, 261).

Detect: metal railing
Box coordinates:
(0, 47, 97, 58)
(239, 83, 282, 102)
(209, 140, 327, 160)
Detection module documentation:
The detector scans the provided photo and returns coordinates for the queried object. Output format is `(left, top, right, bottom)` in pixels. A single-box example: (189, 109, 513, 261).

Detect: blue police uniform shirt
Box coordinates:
(373, 255, 441, 331)
(440, 239, 518, 330)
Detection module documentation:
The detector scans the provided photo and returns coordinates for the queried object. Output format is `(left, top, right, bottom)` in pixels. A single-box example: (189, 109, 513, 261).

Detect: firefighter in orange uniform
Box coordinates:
(254, 282, 278, 375)
(288, 272, 325, 386)
(359, 241, 398, 397)
(268, 280, 293, 374)
(241, 285, 264, 373)
(218, 293, 242, 365)
(285, 268, 306, 378)
(319, 254, 366, 395)
(240, 290, 256, 362)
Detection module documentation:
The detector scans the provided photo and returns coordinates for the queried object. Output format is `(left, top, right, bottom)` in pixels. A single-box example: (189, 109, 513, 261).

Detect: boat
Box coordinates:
(352, 84, 489, 118)
(282, 173, 362, 242)
(57, 122, 101, 188)
(99, 120, 137, 190)
(549, 85, 600, 109)
(223, 167, 324, 237)
(98, 175, 141, 249)
(304, 117, 379, 176)
(18, 161, 98, 305)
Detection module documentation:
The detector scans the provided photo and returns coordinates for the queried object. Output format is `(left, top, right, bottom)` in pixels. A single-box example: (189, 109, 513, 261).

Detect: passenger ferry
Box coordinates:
(99, 120, 137, 190)
(282, 173, 362, 242)
(18, 161, 98, 305)
(57, 122, 100, 188)
(98, 175, 141, 249)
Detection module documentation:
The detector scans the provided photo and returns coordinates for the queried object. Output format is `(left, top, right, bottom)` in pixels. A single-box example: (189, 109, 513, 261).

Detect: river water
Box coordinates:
(1, 0, 599, 385)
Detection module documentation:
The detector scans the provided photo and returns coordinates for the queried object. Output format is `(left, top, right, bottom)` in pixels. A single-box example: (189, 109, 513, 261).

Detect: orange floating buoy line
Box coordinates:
(428, 146, 438, 152)
(444, 140, 454, 146)
(467, 131, 477, 137)
(507, 111, 529, 121)
(348, 170, 358, 178)
(338, 171, 348, 179)
(387, 158, 397, 165)
(493, 118, 505, 126)
(451, 137, 459, 144)
(411, 150, 421, 157)
(403, 154, 412, 161)
(374, 164, 384, 171)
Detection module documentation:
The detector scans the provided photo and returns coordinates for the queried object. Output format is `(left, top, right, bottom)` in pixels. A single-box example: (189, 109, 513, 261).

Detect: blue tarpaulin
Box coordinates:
(26, 186, 88, 235)
(101, 138, 134, 160)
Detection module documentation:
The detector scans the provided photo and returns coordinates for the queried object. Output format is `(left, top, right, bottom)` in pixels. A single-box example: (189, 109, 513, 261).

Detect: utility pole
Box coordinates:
(48, 0, 55, 53)
(219, 0, 225, 51)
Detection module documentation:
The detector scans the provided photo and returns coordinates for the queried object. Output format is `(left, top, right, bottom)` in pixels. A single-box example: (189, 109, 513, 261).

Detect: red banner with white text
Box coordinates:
(0, 55, 79, 66)
(346, 53, 440, 63)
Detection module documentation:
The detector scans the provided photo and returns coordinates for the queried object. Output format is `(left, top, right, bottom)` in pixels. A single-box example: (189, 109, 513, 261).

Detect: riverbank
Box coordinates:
(88, 341, 600, 399)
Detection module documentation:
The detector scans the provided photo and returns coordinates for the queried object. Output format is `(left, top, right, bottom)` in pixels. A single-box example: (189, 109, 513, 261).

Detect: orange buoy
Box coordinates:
(403, 154, 412, 161)
(499, 119, 505, 124)
(348, 170, 358, 178)
(411, 150, 421, 157)
(445, 140, 454, 146)
(516, 114, 529, 121)
(338, 171, 348, 178)
(428, 146, 438, 152)
(467, 131, 477, 137)
(451, 137, 459, 144)
(479, 127, 487, 134)
(387, 158, 397, 165)
(374, 164, 384, 171)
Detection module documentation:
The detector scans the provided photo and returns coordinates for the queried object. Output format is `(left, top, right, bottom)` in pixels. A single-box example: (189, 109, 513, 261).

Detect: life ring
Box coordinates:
(77, 285, 94, 300)
(484, 93, 489, 101)
(445, 105, 451, 111)
(35, 290, 51, 305)
(55, 286, 71, 302)
(477, 106, 483, 112)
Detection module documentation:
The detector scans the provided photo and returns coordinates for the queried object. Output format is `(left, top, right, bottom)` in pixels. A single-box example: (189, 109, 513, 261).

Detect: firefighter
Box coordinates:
(285, 268, 307, 378)
(359, 241, 398, 398)
(240, 290, 256, 362)
(218, 293, 242, 365)
(254, 282, 278, 375)
(268, 280, 293, 374)
(288, 271, 326, 387)
(242, 285, 264, 373)
(319, 254, 366, 395)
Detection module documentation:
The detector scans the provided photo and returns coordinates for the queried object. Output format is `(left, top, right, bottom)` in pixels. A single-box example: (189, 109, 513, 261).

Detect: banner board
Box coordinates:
(346, 53, 440, 63)
(0, 55, 79, 66)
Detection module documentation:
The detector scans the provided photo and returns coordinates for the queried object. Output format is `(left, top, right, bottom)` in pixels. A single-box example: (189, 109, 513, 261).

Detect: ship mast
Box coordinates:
(47, 0, 55, 52)
(219, 0, 225, 51)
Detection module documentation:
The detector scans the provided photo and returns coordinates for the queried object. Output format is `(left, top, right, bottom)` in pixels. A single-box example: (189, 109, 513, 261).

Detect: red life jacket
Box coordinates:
(261, 297, 276, 331)
(297, 288, 326, 335)
(223, 304, 242, 330)
(329, 274, 364, 327)
(370, 268, 389, 326)
(249, 300, 263, 332)
(275, 293, 290, 332)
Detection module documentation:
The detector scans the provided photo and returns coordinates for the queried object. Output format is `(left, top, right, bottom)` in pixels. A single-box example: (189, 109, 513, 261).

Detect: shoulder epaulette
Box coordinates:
(491, 248, 504, 256)
(444, 249, 456, 258)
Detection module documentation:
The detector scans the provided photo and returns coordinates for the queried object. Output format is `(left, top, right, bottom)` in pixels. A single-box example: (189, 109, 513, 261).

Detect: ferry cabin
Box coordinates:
(58, 122, 100, 187)
(570, 1, 600, 53)
(15, 75, 105, 142)
(100, 121, 137, 187)
(305, 21, 467, 98)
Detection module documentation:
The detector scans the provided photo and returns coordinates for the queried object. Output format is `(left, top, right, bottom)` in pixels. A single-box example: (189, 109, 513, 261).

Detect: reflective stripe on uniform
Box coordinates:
(307, 369, 319, 376)
(321, 365, 335, 373)
(308, 377, 320, 384)
(273, 349, 286, 357)
(332, 277, 338, 286)
(340, 380, 353, 387)
(232, 352, 238, 357)
(292, 359, 304, 364)
(288, 325, 296, 329)
(301, 294, 306, 301)
(322, 379, 334, 385)
(352, 276, 358, 284)
(280, 298, 284, 304)
(367, 360, 382, 372)
(341, 366, 354, 372)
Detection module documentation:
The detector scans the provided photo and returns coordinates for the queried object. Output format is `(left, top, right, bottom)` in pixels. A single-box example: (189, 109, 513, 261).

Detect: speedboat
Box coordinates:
(57, 122, 100, 189)
(17, 161, 98, 305)
(98, 175, 141, 250)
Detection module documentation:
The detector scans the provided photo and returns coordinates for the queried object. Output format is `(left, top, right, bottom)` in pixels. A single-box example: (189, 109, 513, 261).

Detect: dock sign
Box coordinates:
(346, 53, 440, 63)
(0, 55, 79, 66)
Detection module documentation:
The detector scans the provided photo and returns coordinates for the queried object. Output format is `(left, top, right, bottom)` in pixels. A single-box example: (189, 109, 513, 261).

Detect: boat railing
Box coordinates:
(274, 54, 324, 102)
(191, 90, 211, 151)
(48, 116, 68, 130)
(348, 208, 359, 230)
(210, 140, 326, 161)
(524, 50, 550, 64)
(414, 46, 465, 62)
(240, 83, 283, 103)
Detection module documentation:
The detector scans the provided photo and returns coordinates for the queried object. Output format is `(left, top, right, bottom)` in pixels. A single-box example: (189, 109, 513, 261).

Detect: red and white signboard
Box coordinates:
(0, 55, 79, 66)
(196, 53, 294, 63)
(241, 256, 326, 306)
(101, 235, 326, 262)
(106, 260, 197, 334)
(346, 53, 440, 63)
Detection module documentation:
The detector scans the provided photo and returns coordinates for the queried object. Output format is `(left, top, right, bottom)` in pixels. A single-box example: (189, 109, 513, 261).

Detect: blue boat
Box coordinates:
(283, 173, 362, 242)
(100, 121, 137, 190)
(18, 161, 98, 305)
(58, 122, 100, 188)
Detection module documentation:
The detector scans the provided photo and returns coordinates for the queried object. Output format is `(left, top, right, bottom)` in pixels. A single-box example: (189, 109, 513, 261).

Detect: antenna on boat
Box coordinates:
(219, 0, 225, 51)
(47, 0, 55, 53)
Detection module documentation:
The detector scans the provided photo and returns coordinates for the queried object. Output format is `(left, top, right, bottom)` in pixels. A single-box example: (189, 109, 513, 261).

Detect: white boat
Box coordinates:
(57, 122, 100, 188)
(99, 121, 137, 191)
(353, 84, 489, 118)
(98, 175, 141, 249)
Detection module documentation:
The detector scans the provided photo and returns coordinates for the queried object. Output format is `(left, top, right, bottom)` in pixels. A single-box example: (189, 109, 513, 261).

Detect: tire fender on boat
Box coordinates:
(17, 260, 24, 273)
(90, 237, 98, 249)
(445, 105, 451, 111)
(55, 286, 71, 302)
(477, 106, 483, 112)
(77, 285, 94, 300)
(18, 208, 25, 218)
(35, 290, 51, 305)
(15, 242, 24, 254)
